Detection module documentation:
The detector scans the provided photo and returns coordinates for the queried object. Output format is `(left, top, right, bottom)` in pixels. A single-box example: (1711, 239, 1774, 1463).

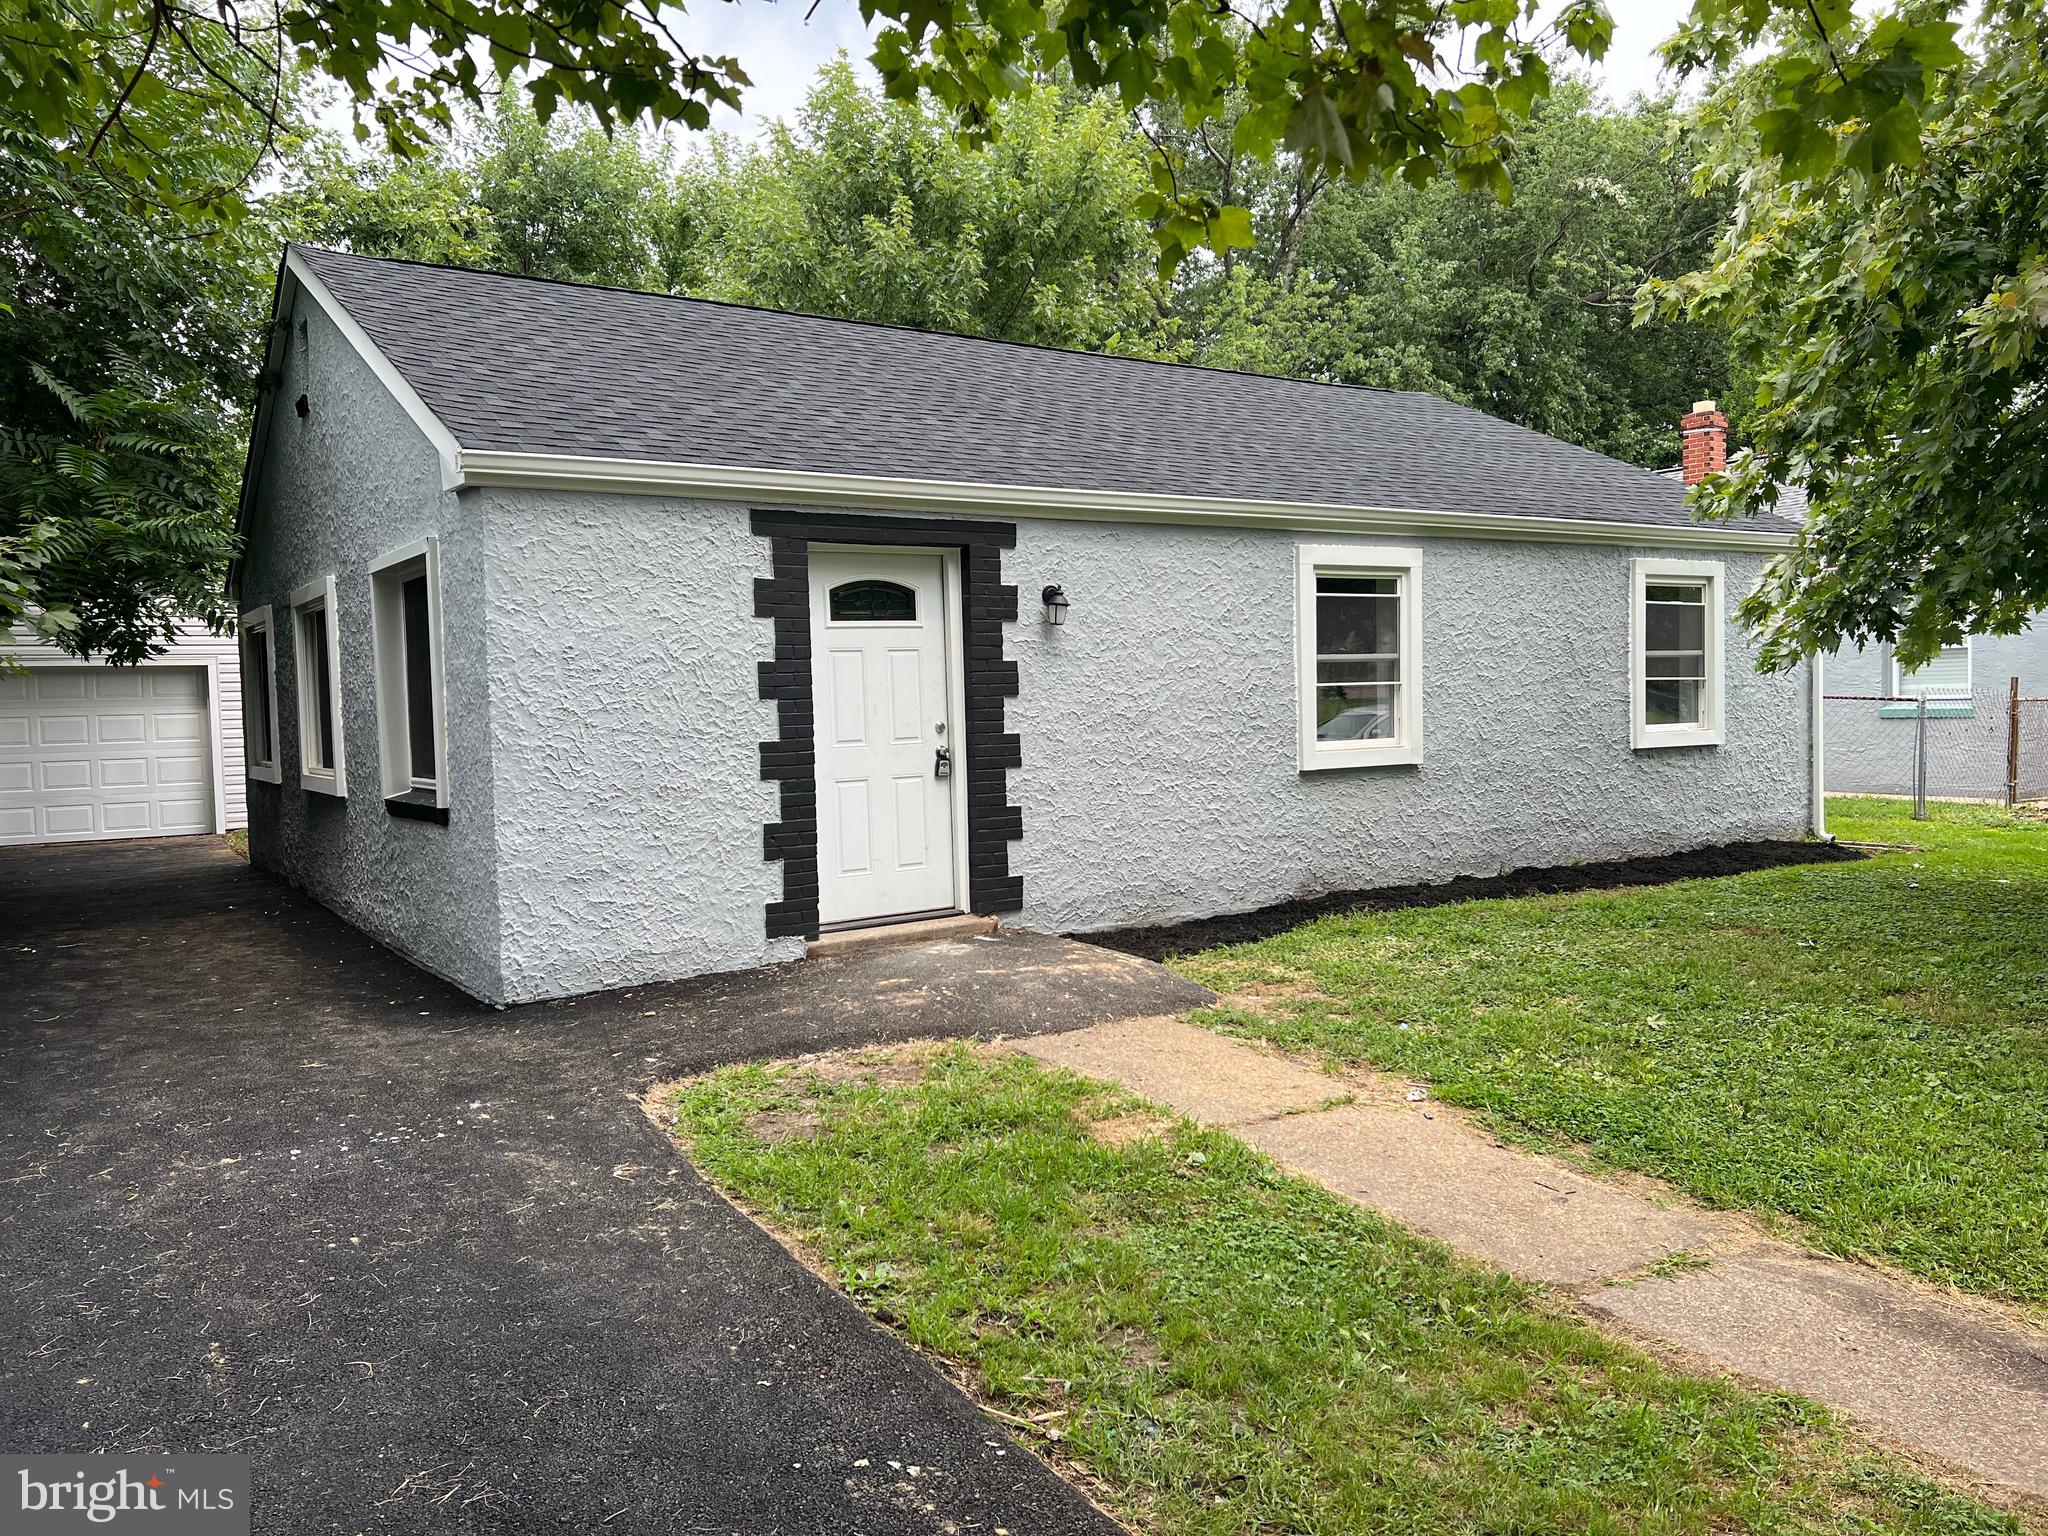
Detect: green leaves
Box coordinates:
(0, 364, 241, 663)
(1663, 3, 2048, 670)
(1667, 3, 1971, 193)
(680, 64, 1162, 348)
(1175, 82, 1739, 468)
(851, 0, 1614, 267)
(2, 43, 270, 663)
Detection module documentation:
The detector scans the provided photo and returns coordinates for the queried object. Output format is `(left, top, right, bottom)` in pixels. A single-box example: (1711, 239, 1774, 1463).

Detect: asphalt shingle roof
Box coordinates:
(293, 245, 1790, 535)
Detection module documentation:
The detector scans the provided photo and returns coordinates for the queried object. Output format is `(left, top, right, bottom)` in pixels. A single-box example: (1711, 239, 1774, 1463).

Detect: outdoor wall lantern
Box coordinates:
(1042, 584, 1070, 626)
(294, 394, 310, 419)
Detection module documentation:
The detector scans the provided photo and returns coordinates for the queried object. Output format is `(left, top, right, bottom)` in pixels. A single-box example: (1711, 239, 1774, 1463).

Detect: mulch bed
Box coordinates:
(1080, 839, 1869, 961)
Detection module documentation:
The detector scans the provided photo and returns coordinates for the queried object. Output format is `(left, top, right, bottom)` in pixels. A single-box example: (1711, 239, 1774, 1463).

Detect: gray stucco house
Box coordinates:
(232, 246, 1821, 1005)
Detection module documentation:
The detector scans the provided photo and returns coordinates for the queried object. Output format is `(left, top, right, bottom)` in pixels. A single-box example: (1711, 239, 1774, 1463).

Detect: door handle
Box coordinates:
(934, 745, 952, 779)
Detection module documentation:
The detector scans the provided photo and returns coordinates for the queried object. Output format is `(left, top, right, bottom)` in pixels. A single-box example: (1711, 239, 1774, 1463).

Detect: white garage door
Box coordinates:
(0, 667, 215, 845)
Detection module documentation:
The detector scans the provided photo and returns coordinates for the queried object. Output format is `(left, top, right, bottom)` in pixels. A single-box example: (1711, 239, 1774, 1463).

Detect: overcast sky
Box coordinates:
(680, 0, 1701, 136)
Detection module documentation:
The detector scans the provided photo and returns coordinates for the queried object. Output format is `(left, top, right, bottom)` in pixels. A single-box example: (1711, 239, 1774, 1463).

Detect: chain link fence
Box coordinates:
(1826, 681, 2048, 813)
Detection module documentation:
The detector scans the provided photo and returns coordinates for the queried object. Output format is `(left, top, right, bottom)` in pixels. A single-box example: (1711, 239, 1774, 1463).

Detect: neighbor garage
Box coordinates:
(0, 628, 245, 846)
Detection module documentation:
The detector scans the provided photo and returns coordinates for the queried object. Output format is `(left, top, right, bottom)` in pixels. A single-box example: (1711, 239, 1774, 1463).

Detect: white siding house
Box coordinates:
(0, 623, 246, 844)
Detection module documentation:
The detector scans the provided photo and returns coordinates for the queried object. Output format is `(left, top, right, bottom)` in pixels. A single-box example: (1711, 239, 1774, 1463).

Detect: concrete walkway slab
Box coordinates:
(1021, 1014, 2048, 1500)
(1586, 1246, 2048, 1496)
(1242, 1104, 1730, 1288)
(1017, 1014, 1340, 1125)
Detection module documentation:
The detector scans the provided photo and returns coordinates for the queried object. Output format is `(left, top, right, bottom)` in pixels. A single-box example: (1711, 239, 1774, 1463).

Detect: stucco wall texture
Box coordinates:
(1006, 522, 1809, 933)
(248, 310, 1812, 1004)
(240, 299, 504, 1001)
(477, 488, 798, 1001)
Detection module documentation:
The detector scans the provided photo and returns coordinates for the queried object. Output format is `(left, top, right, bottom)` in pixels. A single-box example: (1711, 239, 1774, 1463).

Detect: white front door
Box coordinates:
(811, 549, 958, 926)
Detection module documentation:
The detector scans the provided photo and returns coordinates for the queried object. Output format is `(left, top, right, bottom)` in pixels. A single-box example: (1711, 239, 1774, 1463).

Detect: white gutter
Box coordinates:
(452, 450, 1799, 552)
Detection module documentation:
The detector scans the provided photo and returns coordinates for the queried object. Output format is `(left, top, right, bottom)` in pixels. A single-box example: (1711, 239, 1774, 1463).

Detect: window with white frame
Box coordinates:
(369, 538, 448, 810)
(1630, 558, 1724, 749)
(1296, 543, 1423, 769)
(238, 605, 282, 784)
(1893, 638, 1971, 698)
(291, 576, 346, 795)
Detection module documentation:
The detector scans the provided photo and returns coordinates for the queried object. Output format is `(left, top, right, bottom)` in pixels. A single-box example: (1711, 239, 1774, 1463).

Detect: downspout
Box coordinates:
(1809, 650, 1830, 840)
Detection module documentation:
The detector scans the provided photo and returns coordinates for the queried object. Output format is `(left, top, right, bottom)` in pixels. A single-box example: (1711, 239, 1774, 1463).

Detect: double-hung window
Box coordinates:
(370, 538, 448, 816)
(238, 605, 282, 784)
(1630, 558, 1724, 749)
(291, 576, 347, 795)
(1296, 543, 1423, 769)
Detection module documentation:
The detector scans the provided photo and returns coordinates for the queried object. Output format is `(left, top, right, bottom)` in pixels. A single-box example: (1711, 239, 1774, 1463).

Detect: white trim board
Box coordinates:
(368, 536, 451, 807)
(237, 603, 283, 785)
(1630, 557, 1727, 751)
(452, 451, 1797, 552)
(1295, 541, 1425, 771)
(290, 574, 347, 797)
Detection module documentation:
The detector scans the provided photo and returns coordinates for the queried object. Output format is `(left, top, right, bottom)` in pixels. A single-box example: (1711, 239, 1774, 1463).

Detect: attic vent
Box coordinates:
(829, 580, 915, 623)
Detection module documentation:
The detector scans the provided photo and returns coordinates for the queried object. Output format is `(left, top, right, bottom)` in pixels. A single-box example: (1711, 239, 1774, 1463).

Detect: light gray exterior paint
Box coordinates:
(1006, 523, 1809, 932)
(1824, 625, 2048, 800)
(244, 300, 1816, 1005)
(240, 298, 504, 1001)
(476, 487, 799, 999)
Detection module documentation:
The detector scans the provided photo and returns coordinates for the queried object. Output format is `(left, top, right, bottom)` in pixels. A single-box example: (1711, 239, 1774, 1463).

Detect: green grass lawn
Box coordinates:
(665, 1046, 2020, 1535)
(1176, 798, 2048, 1311)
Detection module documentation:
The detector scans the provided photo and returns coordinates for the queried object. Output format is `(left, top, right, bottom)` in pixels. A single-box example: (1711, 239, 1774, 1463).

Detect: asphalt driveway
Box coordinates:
(1, 838, 1199, 1533)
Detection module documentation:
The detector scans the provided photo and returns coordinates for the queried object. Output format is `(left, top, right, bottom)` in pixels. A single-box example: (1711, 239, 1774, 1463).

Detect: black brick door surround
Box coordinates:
(750, 509, 1023, 941)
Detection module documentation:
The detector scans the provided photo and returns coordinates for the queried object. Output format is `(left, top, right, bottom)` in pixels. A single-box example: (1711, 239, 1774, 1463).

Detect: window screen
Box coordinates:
(1642, 582, 1707, 727)
(1313, 574, 1401, 743)
(306, 607, 335, 771)
(246, 627, 273, 767)
(402, 573, 435, 780)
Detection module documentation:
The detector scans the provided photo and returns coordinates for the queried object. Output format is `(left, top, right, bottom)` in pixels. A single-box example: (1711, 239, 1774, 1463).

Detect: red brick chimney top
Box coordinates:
(1680, 399, 1728, 486)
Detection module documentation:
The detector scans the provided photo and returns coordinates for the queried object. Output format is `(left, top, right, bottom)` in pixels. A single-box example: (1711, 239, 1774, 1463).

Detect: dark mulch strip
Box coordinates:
(1079, 839, 1869, 962)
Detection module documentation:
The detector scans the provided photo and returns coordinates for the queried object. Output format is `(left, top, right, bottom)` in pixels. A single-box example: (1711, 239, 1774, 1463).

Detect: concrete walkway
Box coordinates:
(1016, 1015, 2048, 1499)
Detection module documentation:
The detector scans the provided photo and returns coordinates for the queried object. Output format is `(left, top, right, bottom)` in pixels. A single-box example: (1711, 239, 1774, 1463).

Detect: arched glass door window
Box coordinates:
(829, 580, 916, 623)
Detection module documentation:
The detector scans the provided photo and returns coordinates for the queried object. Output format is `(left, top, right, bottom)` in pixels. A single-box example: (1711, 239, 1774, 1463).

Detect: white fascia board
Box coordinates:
(451, 450, 1798, 552)
(284, 250, 464, 488)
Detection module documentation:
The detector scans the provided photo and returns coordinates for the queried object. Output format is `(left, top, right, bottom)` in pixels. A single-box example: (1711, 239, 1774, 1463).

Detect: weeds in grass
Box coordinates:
(664, 1046, 2025, 1536)
(1175, 800, 2048, 1311)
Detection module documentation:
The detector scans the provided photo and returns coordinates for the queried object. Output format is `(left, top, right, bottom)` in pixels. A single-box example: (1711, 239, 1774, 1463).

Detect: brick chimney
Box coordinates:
(1680, 399, 1728, 485)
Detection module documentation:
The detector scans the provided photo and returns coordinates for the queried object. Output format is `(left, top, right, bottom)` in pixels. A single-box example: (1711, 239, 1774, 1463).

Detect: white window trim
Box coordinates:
(1631, 557, 1725, 751)
(237, 604, 283, 784)
(368, 536, 449, 807)
(1296, 542, 1424, 770)
(291, 575, 347, 797)
(1891, 636, 1972, 698)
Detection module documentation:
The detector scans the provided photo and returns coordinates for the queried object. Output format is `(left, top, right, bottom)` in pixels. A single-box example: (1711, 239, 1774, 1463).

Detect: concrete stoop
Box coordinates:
(1013, 1015, 2048, 1499)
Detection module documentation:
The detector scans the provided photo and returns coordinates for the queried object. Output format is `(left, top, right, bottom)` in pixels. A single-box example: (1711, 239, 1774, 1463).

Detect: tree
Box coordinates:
(1645, 1, 2041, 667)
(1171, 83, 1739, 466)
(676, 62, 1161, 349)
(284, 94, 677, 289)
(4, 0, 1623, 271)
(7, 0, 1985, 664)
(1, 59, 280, 662)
